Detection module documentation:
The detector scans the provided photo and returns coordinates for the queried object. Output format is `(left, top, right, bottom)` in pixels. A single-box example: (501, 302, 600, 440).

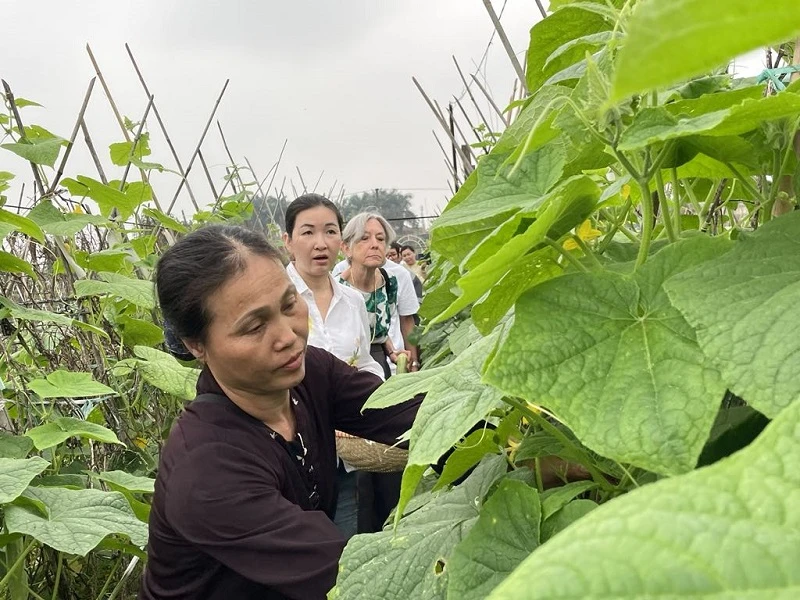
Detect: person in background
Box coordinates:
(400, 243, 426, 283)
(336, 213, 420, 532)
(333, 243, 421, 373)
(388, 241, 421, 301)
(337, 213, 419, 375)
(141, 224, 420, 600)
(386, 242, 402, 264)
(282, 193, 385, 540)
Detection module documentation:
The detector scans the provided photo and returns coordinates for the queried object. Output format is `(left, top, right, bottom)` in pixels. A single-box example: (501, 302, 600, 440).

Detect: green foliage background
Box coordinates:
(1, 0, 800, 598)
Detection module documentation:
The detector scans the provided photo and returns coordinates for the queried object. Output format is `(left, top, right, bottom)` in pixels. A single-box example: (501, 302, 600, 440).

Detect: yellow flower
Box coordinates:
(133, 437, 148, 449)
(563, 220, 602, 251)
(72, 204, 84, 214)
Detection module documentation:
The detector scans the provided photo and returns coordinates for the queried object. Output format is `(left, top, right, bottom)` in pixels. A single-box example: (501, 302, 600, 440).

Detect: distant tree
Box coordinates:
(340, 189, 417, 234)
(248, 194, 288, 234)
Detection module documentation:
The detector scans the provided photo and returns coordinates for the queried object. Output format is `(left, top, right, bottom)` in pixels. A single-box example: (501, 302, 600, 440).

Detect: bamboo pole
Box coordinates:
(48, 78, 96, 194)
(481, 0, 528, 95)
(125, 44, 200, 211)
(453, 56, 495, 132)
(166, 79, 230, 213)
(412, 77, 472, 170)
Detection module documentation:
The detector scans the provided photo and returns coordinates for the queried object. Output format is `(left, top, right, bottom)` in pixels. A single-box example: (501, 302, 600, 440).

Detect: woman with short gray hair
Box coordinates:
(337, 212, 405, 379)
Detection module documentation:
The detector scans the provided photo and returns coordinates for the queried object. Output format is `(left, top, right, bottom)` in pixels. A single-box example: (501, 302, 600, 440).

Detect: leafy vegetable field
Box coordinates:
(332, 0, 800, 598)
(0, 0, 800, 598)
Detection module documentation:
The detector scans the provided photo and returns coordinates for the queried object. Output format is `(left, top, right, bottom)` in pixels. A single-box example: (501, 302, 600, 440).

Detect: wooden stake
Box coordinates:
(470, 73, 508, 125)
(124, 44, 200, 211)
(167, 79, 230, 213)
(412, 77, 472, 171)
(48, 78, 96, 194)
(453, 56, 494, 132)
(481, 0, 528, 95)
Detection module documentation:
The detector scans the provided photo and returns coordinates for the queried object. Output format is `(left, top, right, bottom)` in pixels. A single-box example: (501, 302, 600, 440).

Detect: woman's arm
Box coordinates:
(325, 351, 421, 446)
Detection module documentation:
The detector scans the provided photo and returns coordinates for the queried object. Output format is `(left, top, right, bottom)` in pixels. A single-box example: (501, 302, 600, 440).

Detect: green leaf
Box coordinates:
(0, 208, 45, 243)
(332, 455, 508, 600)
(26, 371, 117, 400)
(41, 214, 108, 236)
(117, 316, 164, 348)
(447, 480, 541, 600)
(0, 251, 35, 278)
(142, 207, 188, 233)
(431, 145, 566, 264)
(61, 176, 144, 221)
(129, 346, 200, 400)
(90, 470, 154, 494)
(1, 138, 64, 167)
(5, 486, 148, 556)
(611, 0, 800, 102)
(526, 6, 613, 92)
(540, 480, 598, 519)
(540, 498, 596, 542)
(485, 236, 733, 475)
(14, 98, 43, 108)
(665, 212, 800, 418)
(432, 177, 599, 325)
(74, 273, 155, 309)
(0, 222, 16, 239)
(0, 297, 107, 338)
(109, 134, 151, 166)
(434, 429, 500, 491)
(0, 433, 33, 459)
(493, 86, 568, 155)
(26, 417, 122, 450)
(488, 396, 800, 599)
(26, 198, 65, 225)
(82, 249, 133, 274)
(0, 457, 49, 503)
(619, 89, 800, 151)
(365, 333, 503, 468)
(472, 249, 562, 335)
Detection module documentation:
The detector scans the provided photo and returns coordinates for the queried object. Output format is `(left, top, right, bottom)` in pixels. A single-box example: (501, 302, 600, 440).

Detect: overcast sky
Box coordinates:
(1, 0, 547, 220)
(1, 1, 770, 222)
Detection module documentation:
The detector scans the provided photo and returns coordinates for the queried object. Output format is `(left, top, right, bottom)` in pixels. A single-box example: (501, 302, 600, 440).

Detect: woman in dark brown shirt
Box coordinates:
(139, 225, 420, 600)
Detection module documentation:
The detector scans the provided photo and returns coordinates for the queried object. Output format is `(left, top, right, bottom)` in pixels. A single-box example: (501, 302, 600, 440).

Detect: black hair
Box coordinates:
(400, 244, 416, 254)
(155, 224, 283, 349)
(284, 193, 344, 238)
(389, 242, 402, 253)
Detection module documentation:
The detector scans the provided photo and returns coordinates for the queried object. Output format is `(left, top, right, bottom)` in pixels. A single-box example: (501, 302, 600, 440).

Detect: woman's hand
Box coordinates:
(386, 348, 410, 364)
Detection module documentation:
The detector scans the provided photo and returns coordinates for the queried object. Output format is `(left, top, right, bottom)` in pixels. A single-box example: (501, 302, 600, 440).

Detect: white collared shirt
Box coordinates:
(287, 263, 385, 380)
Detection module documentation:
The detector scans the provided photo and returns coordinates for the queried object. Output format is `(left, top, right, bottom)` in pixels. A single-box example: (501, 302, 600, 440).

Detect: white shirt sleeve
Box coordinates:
(384, 260, 420, 316)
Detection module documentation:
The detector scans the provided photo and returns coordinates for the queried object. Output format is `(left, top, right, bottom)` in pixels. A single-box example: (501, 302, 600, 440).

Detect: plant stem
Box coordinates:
(544, 238, 589, 272)
(762, 149, 784, 223)
(0, 538, 35, 596)
(94, 554, 123, 600)
(655, 169, 677, 242)
(533, 457, 545, 494)
(503, 397, 615, 493)
(724, 162, 765, 204)
(677, 172, 703, 215)
(669, 168, 683, 234)
(569, 234, 604, 268)
(51, 552, 63, 600)
(635, 177, 654, 269)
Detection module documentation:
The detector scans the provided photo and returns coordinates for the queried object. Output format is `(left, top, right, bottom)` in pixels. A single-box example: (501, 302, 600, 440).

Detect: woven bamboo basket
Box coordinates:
(335, 431, 407, 473)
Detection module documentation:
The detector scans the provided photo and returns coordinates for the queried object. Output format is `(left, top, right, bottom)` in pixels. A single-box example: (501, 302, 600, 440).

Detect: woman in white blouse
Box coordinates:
(283, 195, 384, 380)
(282, 194, 385, 538)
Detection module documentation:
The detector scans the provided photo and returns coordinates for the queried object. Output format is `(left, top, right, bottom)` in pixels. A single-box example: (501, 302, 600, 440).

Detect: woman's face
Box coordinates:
(386, 247, 399, 263)
(347, 218, 387, 269)
(283, 205, 341, 277)
(185, 253, 310, 398)
(401, 248, 416, 266)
